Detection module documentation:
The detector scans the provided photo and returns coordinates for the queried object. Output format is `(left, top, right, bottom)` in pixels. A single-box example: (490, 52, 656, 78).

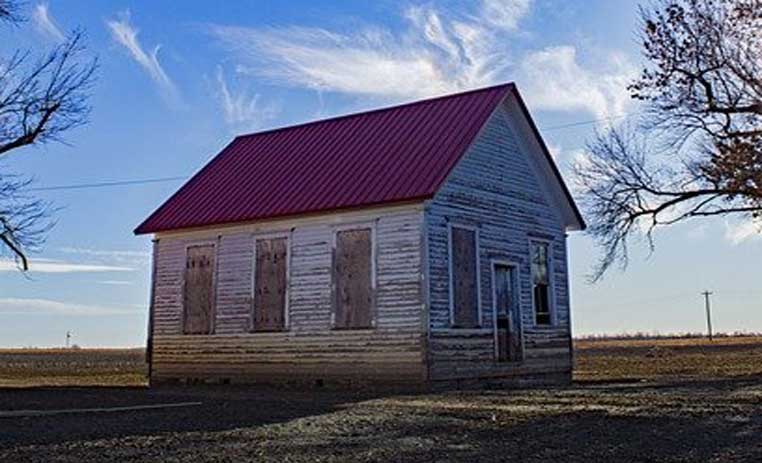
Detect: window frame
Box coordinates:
(330, 221, 378, 330)
(447, 222, 482, 328)
(529, 238, 555, 326)
(250, 231, 292, 332)
(181, 240, 218, 335)
(490, 259, 524, 362)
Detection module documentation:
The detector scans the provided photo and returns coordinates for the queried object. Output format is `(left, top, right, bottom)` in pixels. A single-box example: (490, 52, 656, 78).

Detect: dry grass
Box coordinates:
(2, 336, 761, 388)
(1, 337, 761, 462)
(0, 348, 146, 387)
(574, 335, 762, 382)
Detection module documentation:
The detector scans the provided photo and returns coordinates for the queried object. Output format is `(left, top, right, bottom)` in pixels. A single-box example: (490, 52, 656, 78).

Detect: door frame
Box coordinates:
(491, 259, 524, 362)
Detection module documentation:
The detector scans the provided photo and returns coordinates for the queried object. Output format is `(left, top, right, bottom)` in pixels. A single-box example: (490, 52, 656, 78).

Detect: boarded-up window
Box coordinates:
(334, 228, 373, 329)
(531, 241, 552, 325)
(183, 245, 215, 334)
(450, 226, 479, 328)
(253, 237, 288, 331)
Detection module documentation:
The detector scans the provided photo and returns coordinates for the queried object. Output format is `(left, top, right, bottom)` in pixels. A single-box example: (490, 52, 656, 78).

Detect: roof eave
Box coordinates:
(508, 87, 587, 231)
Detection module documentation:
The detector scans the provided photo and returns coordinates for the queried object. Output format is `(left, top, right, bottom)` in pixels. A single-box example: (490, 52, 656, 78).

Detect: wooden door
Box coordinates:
(494, 264, 522, 362)
(183, 245, 215, 334)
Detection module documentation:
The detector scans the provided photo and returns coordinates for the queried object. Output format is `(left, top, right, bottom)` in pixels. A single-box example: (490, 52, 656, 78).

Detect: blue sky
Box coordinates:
(1, 0, 759, 347)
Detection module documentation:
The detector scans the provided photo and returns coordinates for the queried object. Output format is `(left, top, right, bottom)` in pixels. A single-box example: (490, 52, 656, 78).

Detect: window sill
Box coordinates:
(495, 359, 525, 365)
(533, 323, 557, 329)
(331, 326, 375, 331)
(431, 328, 492, 336)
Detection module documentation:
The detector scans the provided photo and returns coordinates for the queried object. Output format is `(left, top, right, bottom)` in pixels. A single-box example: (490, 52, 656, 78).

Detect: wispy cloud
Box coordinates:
(97, 280, 134, 286)
(215, 67, 279, 133)
(518, 46, 636, 119)
(208, 0, 635, 119)
(58, 247, 149, 262)
(0, 258, 134, 273)
(0, 298, 141, 316)
(482, 0, 532, 30)
(725, 219, 762, 245)
(208, 1, 518, 101)
(106, 11, 178, 101)
(32, 3, 65, 41)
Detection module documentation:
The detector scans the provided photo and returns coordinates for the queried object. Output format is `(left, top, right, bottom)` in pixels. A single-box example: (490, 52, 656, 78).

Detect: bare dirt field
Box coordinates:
(0, 337, 761, 462)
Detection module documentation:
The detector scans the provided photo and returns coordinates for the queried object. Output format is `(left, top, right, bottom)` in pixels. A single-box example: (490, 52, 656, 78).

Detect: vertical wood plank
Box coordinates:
(495, 265, 509, 361)
(334, 228, 372, 328)
(254, 237, 287, 331)
(183, 245, 215, 334)
(451, 227, 478, 328)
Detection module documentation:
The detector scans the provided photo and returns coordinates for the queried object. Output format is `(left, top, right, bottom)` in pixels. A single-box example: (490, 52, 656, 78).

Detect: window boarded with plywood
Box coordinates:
(253, 237, 288, 331)
(334, 228, 373, 329)
(450, 227, 479, 328)
(183, 244, 215, 334)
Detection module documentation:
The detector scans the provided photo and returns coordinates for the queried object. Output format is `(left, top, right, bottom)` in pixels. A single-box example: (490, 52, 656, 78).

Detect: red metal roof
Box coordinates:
(136, 83, 575, 234)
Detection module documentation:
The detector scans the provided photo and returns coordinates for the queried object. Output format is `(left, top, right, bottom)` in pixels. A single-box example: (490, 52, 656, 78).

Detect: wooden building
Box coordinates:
(135, 83, 586, 388)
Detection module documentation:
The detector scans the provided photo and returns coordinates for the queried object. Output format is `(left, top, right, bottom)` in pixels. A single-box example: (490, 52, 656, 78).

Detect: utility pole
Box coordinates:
(701, 291, 713, 341)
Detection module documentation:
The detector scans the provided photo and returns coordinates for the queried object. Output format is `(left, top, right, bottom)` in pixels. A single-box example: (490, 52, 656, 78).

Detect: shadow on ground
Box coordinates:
(0, 385, 387, 448)
(0, 378, 761, 462)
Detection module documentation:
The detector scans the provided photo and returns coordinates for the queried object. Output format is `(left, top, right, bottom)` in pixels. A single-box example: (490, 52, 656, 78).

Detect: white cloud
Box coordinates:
(32, 3, 65, 41)
(518, 46, 636, 119)
(106, 11, 178, 101)
(482, 0, 532, 30)
(208, 1, 516, 102)
(547, 142, 587, 168)
(208, 1, 634, 120)
(0, 298, 140, 316)
(547, 142, 562, 160)
(215, 67, 279, 133)
(0, 258, 134, 273)
(724, 219, 762, 245)
(58, 247, 149, 261)
(97, 280, 135, 286)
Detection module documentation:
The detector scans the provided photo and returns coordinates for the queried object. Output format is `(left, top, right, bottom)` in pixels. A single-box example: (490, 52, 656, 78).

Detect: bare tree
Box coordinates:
(0, 2, 97, 270)
(0, 175, 54, 271)
(0, 1, 21, 24)
(576, 0, 762, 280)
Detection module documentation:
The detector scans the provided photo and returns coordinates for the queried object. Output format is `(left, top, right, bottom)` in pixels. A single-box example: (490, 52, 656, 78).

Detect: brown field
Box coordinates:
(0, 348, 146, 387)
(0, 336, 761, 462)
(575, 335, 762, 382)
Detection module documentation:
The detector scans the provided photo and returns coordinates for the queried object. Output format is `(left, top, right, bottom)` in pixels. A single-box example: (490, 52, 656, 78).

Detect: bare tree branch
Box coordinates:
(0, 30, 97, 157)
(577, 0, 762, 281)
(0, 1, 96, 270)
(0, 171, 54, 271)
(0, 1, 22, 24)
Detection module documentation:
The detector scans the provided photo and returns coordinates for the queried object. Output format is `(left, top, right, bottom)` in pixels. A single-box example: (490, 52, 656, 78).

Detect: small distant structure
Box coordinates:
(135, 84, 585, 388)
(65, 330, 72, 348)
(702, 290, 714, 341)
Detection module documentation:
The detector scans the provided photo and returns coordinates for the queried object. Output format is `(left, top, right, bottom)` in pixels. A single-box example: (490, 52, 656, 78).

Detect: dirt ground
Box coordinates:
(1, 337, 761, 462)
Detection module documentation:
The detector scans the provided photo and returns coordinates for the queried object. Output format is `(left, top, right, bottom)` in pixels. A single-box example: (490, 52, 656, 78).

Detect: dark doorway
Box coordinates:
(494, 263, 522, 362)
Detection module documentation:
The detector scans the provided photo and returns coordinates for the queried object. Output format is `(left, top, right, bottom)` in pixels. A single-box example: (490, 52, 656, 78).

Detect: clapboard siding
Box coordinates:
(426, 99, 573, 382)
(150, 205, 426, 384)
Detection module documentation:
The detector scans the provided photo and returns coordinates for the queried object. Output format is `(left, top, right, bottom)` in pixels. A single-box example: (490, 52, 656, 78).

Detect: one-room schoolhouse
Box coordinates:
(135, 83, 586, 388)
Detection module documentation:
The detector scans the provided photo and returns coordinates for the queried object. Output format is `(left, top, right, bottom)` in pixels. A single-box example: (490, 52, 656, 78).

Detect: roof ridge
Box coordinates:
(234, 82, 515, 140)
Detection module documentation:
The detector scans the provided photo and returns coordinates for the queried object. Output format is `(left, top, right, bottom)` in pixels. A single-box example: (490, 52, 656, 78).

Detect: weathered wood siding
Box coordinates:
(426, 99, 573, 382)
(149, 205, 426, 385)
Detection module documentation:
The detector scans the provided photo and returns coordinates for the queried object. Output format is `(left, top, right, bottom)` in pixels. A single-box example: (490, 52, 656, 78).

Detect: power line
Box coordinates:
(540, 113, 629, 131)
(27, 176, 188, 192)
(21, 113, 633, 193)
